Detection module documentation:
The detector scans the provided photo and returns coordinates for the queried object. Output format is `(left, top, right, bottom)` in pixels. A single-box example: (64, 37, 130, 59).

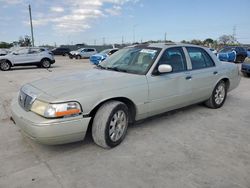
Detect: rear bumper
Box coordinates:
(11, 98, 91, 145)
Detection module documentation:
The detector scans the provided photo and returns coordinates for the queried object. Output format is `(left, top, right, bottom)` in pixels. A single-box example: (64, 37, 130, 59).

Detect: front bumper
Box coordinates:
(11, 98, 91, 145)
(51, 59, 55, 64)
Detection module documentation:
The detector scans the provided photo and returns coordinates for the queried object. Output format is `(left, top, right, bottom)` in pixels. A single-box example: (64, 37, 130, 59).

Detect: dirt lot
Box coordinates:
(0, 56, 250, 188)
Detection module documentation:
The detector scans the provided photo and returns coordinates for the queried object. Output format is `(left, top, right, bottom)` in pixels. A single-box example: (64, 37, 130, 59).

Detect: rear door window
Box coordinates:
(186, 47, 215, 70)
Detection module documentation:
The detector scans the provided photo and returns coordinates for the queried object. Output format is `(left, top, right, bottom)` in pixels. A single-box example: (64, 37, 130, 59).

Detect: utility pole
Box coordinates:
(232, 25, 237, 43)
(29, 4, 34, 47)
(164, 32, 167, 43)
(102, 37, 105, 45)
(133, 24, 138, 43)
(122, 36, 124, 45)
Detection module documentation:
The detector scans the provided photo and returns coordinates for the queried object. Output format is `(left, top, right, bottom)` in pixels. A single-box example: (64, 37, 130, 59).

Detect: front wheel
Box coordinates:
(205, 80, 227, 109)
(92, 101, 129, 149)
(0, 60, 11, 71)
(41, 59, 51, 68)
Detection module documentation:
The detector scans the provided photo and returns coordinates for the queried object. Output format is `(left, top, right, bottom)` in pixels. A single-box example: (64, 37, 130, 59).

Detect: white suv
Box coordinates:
(0, 47, 55, 71)
(69, 48, 97, 59)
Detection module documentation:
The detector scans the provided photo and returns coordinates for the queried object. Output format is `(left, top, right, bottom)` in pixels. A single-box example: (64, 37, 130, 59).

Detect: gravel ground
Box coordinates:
(0, 56, 249, 188)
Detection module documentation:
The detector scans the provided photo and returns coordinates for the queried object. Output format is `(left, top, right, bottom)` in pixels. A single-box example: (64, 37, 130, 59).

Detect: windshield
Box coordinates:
(99, 47, 160, 75)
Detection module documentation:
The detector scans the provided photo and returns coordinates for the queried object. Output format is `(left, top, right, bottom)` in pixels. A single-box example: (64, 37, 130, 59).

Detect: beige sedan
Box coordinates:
(11, 43, 240, 148)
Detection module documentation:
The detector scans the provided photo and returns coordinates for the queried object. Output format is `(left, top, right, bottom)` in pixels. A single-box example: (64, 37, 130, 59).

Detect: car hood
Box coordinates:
(90, 54, 107, 61)
(0, 53, 11, 59)
(70, 51, 79, 55)
(26, 68, 145, 102)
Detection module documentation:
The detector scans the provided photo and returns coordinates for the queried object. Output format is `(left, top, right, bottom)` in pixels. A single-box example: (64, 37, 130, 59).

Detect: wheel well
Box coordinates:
(89, 97, 136, 123)
(40, 58, 51, 63)
(221, 78, 230, 90)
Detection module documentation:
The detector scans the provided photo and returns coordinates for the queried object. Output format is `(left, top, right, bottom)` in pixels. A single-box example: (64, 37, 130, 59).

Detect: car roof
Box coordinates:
(131, 43, 207, 50)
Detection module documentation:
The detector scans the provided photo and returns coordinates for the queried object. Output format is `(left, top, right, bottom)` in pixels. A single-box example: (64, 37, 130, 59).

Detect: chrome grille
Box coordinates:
(18, 90, 33, 111)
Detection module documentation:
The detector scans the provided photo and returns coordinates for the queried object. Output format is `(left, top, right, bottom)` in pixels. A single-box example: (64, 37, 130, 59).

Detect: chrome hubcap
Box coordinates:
(215, 84, 225, 105)
(109, 110, 127, 142)
(1, 62, 9, 70)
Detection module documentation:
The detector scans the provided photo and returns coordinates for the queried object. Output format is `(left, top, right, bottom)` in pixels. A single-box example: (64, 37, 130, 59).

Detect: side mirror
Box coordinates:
(158, 64, 172, 73)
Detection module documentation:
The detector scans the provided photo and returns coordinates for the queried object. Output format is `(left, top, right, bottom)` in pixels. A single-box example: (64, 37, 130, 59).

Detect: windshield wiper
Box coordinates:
(106, 67, 127, 72)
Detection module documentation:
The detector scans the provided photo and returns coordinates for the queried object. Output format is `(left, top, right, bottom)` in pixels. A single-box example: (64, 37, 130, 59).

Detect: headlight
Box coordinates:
(31, 100, 82, 118)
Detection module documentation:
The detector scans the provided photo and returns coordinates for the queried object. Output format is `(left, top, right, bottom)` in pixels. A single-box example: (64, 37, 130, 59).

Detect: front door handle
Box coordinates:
(186, 76, 192, 80)
(213, 71, 218, 75)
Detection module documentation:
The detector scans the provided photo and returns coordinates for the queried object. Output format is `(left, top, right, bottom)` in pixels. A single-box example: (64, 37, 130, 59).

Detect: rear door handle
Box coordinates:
(186, 76, 192, 80)
(213, 71, 218, 75)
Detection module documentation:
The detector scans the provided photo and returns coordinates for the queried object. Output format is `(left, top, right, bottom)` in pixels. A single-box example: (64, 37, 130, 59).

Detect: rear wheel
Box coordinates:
(92, 101, 129, 149)
(0, 60, 11, 71)
(205, 80, 227, 109)
(41, 59, 51, 68)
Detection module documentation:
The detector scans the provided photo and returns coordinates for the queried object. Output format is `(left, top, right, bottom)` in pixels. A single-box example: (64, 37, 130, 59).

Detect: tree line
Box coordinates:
(0, 35, 31, 48)
(0, 34, 240, 49)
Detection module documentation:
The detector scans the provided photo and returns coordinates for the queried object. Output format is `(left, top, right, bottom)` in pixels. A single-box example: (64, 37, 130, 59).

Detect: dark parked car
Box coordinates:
(217, 46, 247, 63)
(51, 47, 70, 56)
(247, 48, 250, 58)
(241, 61, 250, 77)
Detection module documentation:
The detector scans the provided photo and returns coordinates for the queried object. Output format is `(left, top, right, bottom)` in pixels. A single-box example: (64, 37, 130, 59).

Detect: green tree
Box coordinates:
(203, 38, 214, 46)
(190, 39, 203, 45)
(18, 35, 32, 47)
(0, 42, 13, 48)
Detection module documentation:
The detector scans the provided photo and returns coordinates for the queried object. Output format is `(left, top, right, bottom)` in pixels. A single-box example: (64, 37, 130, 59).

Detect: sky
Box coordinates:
(0, 0, 249, 46)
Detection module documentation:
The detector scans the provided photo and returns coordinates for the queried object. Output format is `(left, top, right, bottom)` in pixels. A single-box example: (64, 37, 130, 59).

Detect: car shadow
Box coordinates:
(9, 65, 60, 71)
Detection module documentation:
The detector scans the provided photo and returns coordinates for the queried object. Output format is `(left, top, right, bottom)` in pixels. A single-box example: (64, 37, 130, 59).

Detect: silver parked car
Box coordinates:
(69, 48, 97, 59)
(0, 47, 55, 71)
(11, 43, 240, 148)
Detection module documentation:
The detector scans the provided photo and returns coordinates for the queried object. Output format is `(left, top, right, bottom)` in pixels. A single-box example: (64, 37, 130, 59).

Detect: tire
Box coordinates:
(92, 101, 129, 149)
(41, 59, 51, 68)
(69, 55, 73, 59)
(205, 80, 227, 109)
(0, 60, 11, 71)
(76, 55, 81, 59)
(242, 72, 250, 77)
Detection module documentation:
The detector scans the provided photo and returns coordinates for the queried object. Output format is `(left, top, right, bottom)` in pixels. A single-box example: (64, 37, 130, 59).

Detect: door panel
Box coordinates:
(147, 47, 192, 116)
(185, 47, 220, 102)
(147, 72, 192, 116)
(189, 67, 220, 102)
(12, 48, 30, 64)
